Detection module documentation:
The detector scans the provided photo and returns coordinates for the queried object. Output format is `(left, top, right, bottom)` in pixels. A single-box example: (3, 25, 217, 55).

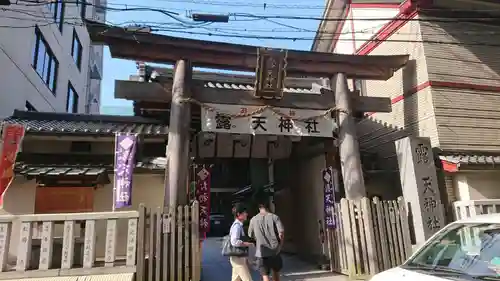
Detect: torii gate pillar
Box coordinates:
(332, 73, 366, 200)
(166, 59, 192, 207)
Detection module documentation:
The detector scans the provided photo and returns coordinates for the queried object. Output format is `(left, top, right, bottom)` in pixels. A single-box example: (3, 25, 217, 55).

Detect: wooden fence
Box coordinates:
(327, 197, 412, 279)
(136, 201, 201, 281)
(0, 201, 201, 281)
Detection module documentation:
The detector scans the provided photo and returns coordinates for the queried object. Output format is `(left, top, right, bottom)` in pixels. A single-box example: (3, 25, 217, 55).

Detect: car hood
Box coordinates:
(371, 267, 453, 281)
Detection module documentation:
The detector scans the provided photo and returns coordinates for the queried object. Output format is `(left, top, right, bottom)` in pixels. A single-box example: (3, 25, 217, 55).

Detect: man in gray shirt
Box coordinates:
(248, 201, 284, 281)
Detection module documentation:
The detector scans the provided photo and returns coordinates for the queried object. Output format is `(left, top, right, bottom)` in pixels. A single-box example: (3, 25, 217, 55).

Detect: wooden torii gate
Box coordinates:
(86, 20, 409, 206)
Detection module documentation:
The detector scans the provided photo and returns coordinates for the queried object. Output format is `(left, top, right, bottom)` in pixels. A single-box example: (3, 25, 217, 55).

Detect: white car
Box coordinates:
(371, 213, 500, 281)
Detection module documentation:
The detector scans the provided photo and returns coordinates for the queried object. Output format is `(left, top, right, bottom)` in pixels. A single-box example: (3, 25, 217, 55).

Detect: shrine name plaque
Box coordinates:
(254, 48, 287, 99)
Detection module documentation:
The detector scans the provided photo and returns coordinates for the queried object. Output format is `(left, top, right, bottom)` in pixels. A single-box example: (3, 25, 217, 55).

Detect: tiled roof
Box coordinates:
(136, 157, 167, 170)
(16, 154, 166, 172)
(202, 81, 315, 94)
(149, 66, 319, 94)
(3, 110, 168, 136)
(15, 164, 107, 177)
(440, 154, 500, 165)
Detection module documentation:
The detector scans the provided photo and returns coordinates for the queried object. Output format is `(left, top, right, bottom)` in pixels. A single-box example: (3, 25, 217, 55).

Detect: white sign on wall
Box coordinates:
(201, 103, 336, 138)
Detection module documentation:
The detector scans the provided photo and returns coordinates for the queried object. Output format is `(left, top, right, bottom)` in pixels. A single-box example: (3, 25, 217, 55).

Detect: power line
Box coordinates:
(3, 9, 500, 41)
(150, 0, 327, 10)
(143, 27, 500, 47)
(9, 1, 500, 24)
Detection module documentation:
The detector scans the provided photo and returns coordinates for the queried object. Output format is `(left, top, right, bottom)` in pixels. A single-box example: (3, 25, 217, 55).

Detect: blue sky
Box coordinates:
(100, 0, 326, 109)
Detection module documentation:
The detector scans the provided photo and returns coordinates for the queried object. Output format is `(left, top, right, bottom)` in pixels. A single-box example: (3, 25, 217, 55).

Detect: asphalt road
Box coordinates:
(200, 237, 349, 281)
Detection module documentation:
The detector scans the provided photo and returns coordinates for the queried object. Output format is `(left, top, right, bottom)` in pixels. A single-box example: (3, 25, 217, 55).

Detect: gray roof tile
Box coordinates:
(440, 154, 500, 165)
(202, 81, 315, 94)
(3, 110, 168, 136)
(15, 164, 107, 177)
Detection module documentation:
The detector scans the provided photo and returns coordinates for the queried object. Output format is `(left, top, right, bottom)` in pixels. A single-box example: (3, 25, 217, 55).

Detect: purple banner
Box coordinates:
(322, 167, 336, 229)
(114, 133, 137, 209)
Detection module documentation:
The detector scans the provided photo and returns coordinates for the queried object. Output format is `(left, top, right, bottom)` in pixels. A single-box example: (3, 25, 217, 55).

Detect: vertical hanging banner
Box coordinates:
(322, 167, 336, 229)
(114, 133, 137, 209)
(196, 167, 211, 234)
(0, 124, 25, 207)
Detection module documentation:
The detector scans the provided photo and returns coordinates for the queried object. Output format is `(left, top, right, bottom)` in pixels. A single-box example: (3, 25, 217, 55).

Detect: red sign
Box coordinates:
(196, 167, 211, 234)
(0, 124, 25, 207)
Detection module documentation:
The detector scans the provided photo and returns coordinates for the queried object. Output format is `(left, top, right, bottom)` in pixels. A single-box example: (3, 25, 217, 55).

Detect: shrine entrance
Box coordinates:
(86, 19, 410, 279)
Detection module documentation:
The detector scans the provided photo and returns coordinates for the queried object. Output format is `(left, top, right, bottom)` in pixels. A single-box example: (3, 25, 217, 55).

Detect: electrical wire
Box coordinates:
(3, 2, 500, 47)
(0, 18, 497, 48)
(9, 0, 500, 23)
(149, 0, 327, 10)
(3, 8, 500, 46)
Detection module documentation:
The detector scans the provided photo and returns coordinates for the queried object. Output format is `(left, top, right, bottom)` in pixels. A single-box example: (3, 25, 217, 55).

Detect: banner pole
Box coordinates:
(112, 133, 118, 212)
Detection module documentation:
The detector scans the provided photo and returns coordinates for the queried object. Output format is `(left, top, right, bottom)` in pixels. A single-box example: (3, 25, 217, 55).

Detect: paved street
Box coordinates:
(201, 238, 349, 281)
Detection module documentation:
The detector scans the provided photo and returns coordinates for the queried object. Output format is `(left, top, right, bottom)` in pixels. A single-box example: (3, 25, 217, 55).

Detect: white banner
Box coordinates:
(201, 103, 336, 138)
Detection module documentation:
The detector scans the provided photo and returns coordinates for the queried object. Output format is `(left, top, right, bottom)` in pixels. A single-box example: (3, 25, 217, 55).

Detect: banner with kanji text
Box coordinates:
(322, 167, 336, 229)
(196, 167, 211, 234)
(0, 123, 25, 207)
(113, 133, 137, 209)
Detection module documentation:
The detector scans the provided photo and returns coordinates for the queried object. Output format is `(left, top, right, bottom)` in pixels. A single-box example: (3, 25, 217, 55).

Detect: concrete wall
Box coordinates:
(0, 1, 104, 117)
(360, 17, 439, 157)
(453, 172, 500, 201)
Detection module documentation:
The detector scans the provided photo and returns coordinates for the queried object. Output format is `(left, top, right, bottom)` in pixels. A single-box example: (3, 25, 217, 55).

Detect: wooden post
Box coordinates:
(333, 73, 366, 200)
(167, 59, 192, 207)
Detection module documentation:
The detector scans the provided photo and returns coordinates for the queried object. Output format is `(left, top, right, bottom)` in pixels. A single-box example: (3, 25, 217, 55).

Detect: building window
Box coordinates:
(71, 29, 83, 70)
(47, 0, 64, 32)
(25, 101, 37, 112)
(66, 83, 79, 113)
(76, 0, 86, 19)
(32, 27, 58, 94)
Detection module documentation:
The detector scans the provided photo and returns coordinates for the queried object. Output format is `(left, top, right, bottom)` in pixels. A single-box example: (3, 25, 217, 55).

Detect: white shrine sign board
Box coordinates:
(396, 136, 445, 246)
(201, 103, 336, 138)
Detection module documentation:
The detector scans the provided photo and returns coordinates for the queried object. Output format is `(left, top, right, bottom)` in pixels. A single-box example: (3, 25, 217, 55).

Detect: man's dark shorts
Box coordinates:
(256, 255, 283, 275)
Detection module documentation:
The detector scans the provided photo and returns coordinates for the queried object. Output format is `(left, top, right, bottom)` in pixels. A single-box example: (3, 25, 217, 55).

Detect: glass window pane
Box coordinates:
(44, 55, 52, 84)
(49, 59, 57, 92)
(32, 34, 39, 66)
(67, 90, 74, 112)
(36, 42, 47, 77)
(73, 94, 79, 112)
(71, 36, 76, 57)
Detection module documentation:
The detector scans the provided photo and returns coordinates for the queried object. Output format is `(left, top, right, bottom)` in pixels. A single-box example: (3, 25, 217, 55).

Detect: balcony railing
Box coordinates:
(453, 199, 500, 220)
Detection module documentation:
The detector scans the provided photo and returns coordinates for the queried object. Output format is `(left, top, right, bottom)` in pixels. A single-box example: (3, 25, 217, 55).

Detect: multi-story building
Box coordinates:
(314, 0, 500, 215)
(0, 0, 105, 117)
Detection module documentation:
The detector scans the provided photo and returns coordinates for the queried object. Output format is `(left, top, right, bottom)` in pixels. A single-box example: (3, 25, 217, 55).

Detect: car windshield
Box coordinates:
(403, 223, 500, 280)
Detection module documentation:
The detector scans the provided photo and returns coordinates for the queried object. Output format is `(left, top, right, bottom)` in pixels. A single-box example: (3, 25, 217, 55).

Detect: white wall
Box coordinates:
(351, 7, 399, 50)
(0, 1, 104, 117)
(333, 9, 354, 54)
(333, 7, 399, 55)
(453, 172, 500, 201)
